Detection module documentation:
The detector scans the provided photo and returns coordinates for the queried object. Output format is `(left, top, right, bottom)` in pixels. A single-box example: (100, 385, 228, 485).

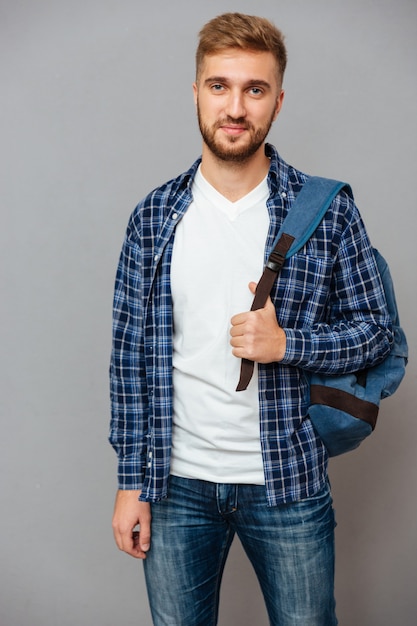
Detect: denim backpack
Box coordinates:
(237, 177, 408, 456)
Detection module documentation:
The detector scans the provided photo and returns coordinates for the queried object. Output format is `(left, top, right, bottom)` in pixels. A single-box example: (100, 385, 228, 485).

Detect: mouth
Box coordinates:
(219, 124, 248, 136)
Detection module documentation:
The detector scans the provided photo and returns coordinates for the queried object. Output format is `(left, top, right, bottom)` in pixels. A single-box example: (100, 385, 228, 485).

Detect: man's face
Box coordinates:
(193, 49, 284, 163)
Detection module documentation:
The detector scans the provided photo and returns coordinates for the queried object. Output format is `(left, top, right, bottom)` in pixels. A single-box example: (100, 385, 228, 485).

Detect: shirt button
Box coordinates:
(172, 213, 178, 220)
(281, 191, 287, 199)
(154, 254, 159, 262)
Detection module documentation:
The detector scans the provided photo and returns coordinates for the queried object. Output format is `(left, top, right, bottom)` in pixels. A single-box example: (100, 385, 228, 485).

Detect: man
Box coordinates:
(110, 12, 392, 625)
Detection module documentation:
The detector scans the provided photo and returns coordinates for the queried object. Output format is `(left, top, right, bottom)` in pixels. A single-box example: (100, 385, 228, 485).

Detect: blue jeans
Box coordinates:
(143, 475, 337, 626)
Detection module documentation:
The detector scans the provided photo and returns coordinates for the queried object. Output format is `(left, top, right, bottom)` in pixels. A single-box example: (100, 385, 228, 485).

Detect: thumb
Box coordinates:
(249, 281, 276, 313)
(137, 502, 152, 553)
(140, 518, 151, 553)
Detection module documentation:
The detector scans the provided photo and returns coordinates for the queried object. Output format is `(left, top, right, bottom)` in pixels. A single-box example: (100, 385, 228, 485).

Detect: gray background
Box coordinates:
(1, 0, 416, 624)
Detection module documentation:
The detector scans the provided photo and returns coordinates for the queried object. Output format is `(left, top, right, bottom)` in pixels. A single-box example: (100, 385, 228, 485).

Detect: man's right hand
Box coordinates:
(112, 490, 151, 559)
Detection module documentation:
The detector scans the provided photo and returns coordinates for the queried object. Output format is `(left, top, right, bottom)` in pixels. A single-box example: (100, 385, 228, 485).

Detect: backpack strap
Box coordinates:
(236, 176, 351, 391)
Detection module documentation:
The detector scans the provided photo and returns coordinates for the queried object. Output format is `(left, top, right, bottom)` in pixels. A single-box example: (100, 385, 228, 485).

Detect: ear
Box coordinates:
(273, 90, 285, 122)
(192, 82, 198, 107)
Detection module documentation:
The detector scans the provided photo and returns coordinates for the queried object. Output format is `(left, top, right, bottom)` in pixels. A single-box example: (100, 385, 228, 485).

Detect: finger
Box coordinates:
(264, 295, 277, 313)
(118, 525, 135, 553)
(230, 336, 245, 350)
(112, 526, 123, 551)
(230, 311, 248, 326)
(230, 324, 245, 337)
(231, 346, 246, 358)
(112, 516, 142, 558)
(132, 530, 149, 559)
(139, 517, 151, 553)
(120, 527, 146, 559)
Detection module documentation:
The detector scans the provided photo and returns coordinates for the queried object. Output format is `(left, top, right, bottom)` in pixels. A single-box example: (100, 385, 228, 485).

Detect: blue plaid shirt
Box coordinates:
(109, 144, 392, 506)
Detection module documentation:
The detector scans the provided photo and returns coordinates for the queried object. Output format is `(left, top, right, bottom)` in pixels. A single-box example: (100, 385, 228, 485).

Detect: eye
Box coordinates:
(210, 83, 225, 92)
(249, 87, 263, 96)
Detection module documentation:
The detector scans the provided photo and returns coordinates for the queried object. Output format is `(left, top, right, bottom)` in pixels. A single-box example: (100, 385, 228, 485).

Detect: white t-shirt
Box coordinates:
(170, 166, 270, 484)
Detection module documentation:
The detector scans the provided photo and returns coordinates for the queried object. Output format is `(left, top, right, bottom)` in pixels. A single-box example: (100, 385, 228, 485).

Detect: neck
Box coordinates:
(199, 144, 271, 202)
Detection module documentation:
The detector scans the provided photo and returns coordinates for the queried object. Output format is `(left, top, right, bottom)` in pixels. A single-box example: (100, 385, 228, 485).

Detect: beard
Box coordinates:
(197, 104, 275, 163)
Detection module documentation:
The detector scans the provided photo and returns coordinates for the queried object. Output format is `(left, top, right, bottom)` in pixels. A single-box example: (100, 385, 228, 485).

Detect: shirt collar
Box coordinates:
(181, 144, 288, 198)
(264, 143, 289, 197)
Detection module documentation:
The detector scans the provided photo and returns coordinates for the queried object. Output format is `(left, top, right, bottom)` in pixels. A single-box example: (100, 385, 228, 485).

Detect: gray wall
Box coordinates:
(1, 0, 416, 624)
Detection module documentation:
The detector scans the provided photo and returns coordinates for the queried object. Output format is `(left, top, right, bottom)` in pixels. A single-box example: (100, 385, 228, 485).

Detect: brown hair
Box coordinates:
(196, 13, 287, 85)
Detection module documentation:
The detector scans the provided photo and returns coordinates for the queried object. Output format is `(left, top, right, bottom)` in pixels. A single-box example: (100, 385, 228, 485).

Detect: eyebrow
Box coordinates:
(203, 76, 272, 90)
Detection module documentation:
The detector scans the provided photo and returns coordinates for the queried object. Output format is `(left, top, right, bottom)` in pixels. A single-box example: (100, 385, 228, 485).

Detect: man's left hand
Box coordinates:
(230, 282, 286, 363)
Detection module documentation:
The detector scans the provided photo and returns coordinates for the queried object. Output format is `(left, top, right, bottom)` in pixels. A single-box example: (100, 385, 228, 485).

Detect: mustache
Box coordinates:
(216, 116, 253, 130)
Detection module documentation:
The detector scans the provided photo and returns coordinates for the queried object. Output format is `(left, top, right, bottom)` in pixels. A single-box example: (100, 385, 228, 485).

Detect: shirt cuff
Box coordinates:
(280, 328, 313, 367)
(117, 455, 145, 491)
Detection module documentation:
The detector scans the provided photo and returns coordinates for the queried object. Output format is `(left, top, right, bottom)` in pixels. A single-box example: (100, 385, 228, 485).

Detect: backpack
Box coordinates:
(236, 177, 408, 456)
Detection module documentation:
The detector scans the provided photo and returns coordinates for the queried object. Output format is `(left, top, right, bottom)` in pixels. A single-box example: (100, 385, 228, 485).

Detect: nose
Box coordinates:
(225, 89, 246, 120)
